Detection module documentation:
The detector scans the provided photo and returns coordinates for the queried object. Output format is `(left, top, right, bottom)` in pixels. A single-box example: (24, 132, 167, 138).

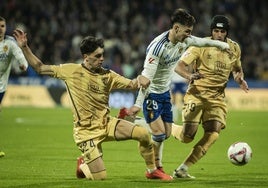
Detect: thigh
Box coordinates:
(112, 118, 136, 140)
(203, 120, 222, 133)
(143, 91, 172, 124)
(202, 100, 227, 129)
(182, 94, 203, 124)
(182, 122, 199, 140)
(78, 139, 105, 172)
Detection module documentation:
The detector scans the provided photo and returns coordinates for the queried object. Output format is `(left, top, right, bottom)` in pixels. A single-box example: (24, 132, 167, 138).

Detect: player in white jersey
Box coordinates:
(0, 16, 28, 157)
(127, 9, 229, 172)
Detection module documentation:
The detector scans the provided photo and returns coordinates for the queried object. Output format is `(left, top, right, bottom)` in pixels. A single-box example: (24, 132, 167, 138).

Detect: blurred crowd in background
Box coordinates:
(1, 0, 268, 80)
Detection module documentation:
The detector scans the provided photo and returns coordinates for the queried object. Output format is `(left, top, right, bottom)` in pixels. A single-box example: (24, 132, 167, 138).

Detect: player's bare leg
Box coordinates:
(117, 108, 172, 180)
(171, 123, 183, 141)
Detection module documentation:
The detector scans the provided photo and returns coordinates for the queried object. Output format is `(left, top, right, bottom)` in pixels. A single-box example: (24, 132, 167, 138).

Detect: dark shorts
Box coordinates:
(0, 92, 5, 104)
(143, 91, 173, 123)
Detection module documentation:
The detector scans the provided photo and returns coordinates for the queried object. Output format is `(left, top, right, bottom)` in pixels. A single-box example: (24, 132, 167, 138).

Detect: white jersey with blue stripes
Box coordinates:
(135, 30, 229, 107)
(142, 31, 186, 94)
(0, 35, 28, 92)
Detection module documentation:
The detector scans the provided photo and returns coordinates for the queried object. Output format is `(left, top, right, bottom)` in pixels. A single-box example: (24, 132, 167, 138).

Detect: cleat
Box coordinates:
(76, 157, 85, 178)
(0, 151, 5, 158)
(157, 166, 165, 173)
(118, 107, 128, 119)
(118, 107, 135, 122)
(173, 169, 195, 179)
(146, 169, 173, 181)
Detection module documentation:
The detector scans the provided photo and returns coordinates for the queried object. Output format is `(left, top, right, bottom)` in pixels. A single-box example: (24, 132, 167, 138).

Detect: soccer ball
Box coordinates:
(227, 142, 252, 166)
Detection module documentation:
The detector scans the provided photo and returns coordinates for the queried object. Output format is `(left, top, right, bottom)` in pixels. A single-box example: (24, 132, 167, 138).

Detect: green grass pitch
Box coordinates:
(0, 107, 268, 188)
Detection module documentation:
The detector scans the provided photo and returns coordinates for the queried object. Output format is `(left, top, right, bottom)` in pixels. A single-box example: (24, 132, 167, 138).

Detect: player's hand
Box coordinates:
(128, 106, 141, 117)
(13, 29, 28, 48)
(137, 75, 150, 89)
(233, 71, 249, 92)
(189, 72, 204, 82)
(239, 79, 249, 93)
(220, 42, 230, 50)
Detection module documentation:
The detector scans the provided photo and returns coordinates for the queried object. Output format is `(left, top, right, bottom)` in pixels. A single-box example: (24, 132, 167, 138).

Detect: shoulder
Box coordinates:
(3, 35, 18, 46)
(226, 38, 241, 52)
(147, 31, 169, 56)
(100, 67, 112, 75)
(4, 35, 17, 43)
(226, 38, 240, 47)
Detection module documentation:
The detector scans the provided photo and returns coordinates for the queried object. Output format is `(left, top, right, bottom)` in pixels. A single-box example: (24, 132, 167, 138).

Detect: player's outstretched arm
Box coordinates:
(13, 29, 54, 76)
(175, 60, 204, 82)
(129, 75, 150, 89)
(189, 35, 229, 50)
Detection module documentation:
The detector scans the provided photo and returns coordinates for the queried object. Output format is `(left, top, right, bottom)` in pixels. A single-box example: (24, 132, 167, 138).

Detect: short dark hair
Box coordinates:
(80, 36, 104, 55)
(170, 8, 196, 27)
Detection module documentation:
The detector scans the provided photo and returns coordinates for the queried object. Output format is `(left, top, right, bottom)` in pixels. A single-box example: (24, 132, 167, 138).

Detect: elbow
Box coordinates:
(33, 62, 43, 74)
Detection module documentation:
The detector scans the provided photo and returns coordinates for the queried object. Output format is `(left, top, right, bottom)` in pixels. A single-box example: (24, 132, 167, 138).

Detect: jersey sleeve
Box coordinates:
(9, 38, 28, 69)
(141, 41, 162, 81)
(229, 39, 242, 68)
(110, 70, 132, 89)
(134, 41, 163, 107)
(186, 35, 229, 50)
(180, 47, 200, 65)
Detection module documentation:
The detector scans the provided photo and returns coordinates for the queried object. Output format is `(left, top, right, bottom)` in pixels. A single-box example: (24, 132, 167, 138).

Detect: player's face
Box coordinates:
(174, 23, 193, 42)
(212, 28, 227, 41)
(0, 20, 6, 41)
(85, 47, 104, 71)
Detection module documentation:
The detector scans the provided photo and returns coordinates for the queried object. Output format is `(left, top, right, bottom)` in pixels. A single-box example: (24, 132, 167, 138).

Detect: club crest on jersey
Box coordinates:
(3, 45, 8, 52)
(178, 47, 183, 53)
(149, 111, 154, 119)
(102, 77, 108, 85)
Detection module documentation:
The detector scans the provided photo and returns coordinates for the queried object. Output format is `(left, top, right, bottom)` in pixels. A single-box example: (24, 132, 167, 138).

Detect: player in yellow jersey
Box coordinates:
(171, 15, 249, 178)
(13, 29, 173, 181)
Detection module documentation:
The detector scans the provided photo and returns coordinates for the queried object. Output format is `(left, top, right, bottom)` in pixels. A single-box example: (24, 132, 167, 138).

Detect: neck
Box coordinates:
(82, 63, 100, 73)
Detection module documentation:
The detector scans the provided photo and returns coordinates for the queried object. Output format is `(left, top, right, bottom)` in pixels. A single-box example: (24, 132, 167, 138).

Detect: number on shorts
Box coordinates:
(186, 102, 196, 112)
(146, 99, 158, 110)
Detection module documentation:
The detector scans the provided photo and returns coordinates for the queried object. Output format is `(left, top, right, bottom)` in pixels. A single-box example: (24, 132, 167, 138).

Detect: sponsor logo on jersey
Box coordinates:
(148, 57, 155, 64)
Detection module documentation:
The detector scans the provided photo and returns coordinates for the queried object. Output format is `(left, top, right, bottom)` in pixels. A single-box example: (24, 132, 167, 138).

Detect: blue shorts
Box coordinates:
(143, 91, 173, 124)
(170, 82, 187, 94)
(0, 92, 5, 104)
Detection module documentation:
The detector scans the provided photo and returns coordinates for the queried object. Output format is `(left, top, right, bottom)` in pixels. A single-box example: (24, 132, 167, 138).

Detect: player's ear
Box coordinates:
(175, 25, 180, 34)
(83, 54, 88, 61)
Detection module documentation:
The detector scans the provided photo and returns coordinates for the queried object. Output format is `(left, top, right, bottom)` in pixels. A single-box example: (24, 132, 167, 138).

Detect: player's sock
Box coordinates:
(153, 141, 164, 168)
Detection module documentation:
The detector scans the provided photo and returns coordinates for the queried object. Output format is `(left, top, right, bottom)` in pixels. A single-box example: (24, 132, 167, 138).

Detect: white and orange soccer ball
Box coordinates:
(227, 142, 252, 166)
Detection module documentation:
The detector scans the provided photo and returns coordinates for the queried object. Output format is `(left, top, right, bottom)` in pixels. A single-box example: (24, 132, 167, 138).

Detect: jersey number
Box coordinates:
(186, 103, 196, 112)
(146, 99, 158, 110)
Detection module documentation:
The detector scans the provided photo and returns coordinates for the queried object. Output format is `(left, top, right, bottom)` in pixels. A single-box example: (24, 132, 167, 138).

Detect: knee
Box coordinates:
(133, 126, 151, 144)
(152, 133, 166, 142)
(181, 135, 194, 143)
(92, 171, 107, 180)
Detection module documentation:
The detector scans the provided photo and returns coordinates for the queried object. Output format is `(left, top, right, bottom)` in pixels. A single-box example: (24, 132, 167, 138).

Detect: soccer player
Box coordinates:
(0, 16, 28, 157)
(13, 29, 173, 181)
(127, 9, 230, 172)
(172, 15, 249, 178)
